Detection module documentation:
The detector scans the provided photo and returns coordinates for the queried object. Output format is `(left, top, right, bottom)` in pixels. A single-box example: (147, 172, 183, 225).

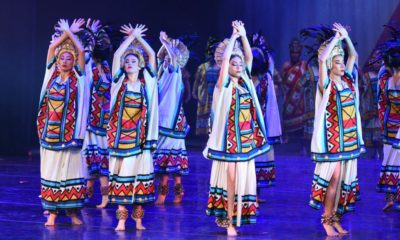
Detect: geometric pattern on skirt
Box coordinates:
(310, 159, 360, 215)
(153, 135, 189, 175)
(377, 144, 400, 203)
(40, 147, 86, 210)
(206, 160, 258, 226)
(109, 151, 155, 205)
(255, 146, 275, 188)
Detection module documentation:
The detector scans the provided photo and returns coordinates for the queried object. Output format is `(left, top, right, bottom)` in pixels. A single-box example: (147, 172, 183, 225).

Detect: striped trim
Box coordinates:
(42, 199, 85, 210)
(159, 126, 190, 139)
(40, 139, 83, 150)
(207, 143, 270, 162)
(312, 146, 365, 162)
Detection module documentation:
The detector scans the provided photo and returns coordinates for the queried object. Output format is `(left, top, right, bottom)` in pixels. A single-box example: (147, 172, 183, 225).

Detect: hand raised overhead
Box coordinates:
(70, 18, 85, 33)
(232, 20, 246, 37)
(56, 19, 69, 32)
(86, 18, 102, 33)
(332, 22, 349, 40)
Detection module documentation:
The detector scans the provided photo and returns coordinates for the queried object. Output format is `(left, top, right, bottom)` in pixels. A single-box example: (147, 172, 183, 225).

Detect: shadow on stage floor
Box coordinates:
(0, 141, 399, 239)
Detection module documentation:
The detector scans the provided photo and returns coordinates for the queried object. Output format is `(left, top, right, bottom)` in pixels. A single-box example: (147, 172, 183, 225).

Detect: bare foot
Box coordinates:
(115, 219, 126, 231)
(333, 222, 348, 235)
(383, 201, 394, 211)
(173, 192, 184, 204)
(155, 195, 167, 205)
(323, 224, 339, 237)
(70, 215, 83, 225)
(227, 225, 237, 236)
(96, 195, 109, 209)
(44, 213, 56, 226)
(134, 218, 146, 230)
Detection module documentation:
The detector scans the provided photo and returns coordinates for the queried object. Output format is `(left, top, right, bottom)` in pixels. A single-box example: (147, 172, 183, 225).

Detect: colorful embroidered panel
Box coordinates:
(107, 77, 153, 157)
(384, 90, 400, 142)
(37, 70, 81, 150)
(88, 62, 111, 135)
(226, 81, 264, 154)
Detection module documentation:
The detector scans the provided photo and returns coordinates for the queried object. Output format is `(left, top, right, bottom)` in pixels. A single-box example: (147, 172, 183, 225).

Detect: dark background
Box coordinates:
(0, 0, 397, 155)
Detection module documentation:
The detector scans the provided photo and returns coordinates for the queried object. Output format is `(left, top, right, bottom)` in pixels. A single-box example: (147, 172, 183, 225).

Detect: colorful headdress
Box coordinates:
(121, 38, 147, 69)
(250, 32, 272, 76)
(55, 39, 78, 63)
(300, 25, 335, 64)
(214, 38, 244, 67)
(370, 24, 400, 69)
(77, 28, 95, 52)
(93, 25, 113, 60)
(159, 38, 190, 68)
(317, 39, 345, 69)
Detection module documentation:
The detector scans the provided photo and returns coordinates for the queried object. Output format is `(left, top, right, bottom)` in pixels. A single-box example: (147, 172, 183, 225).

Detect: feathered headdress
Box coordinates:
(318, 39, 345, 69)
(369, 24, 400, 69)
(159, 38, 190, 68)
(214, 38, 244, 67)
(250, 31, 272, 76)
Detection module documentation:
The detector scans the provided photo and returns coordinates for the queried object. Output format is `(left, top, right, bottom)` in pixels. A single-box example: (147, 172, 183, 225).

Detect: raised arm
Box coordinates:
(134, 25, 156, 71)
(113, 23, 136, 77)
(47, 19, 69, 64)
(67, 18, 86, 71)
(333, 23, 357, 73)
(85, 18, 102, 61)
(217, 28, 240, 88)
(233, 21, 252, 68)
(318, 31, 340, 91)
(159, 31, 178, 68)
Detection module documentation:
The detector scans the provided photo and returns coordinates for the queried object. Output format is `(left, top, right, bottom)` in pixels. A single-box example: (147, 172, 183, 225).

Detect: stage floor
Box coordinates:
(0, 143, 399, 239)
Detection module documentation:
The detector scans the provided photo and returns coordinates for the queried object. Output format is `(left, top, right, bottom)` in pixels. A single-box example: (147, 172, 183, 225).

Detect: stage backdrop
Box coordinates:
(0, 0, 398, 155)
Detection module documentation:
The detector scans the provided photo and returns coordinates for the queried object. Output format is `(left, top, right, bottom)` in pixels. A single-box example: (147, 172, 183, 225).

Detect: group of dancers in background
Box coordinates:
(36, 18, 400, 236)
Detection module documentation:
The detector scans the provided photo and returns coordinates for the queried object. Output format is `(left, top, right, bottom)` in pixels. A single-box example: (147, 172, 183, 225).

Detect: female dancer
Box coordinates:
(376, 34, 400, 211)
(309, 23, 364, 236)
(107, 23, 158, 231)
(81, 19, 112, 208)
(37, 18, 88, 226)
(204, 21, 270, 236)
(250, 33, 281, 201)
(153, 31, 190, 204)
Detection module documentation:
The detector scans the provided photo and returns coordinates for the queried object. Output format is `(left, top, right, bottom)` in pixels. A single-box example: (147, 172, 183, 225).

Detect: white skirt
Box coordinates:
(40, 147, 86, 210)
(310, 159, 359, 214)
(153, 135, 189, 175)
(109, 150, 155, 205)
(206, 159, 258, 227)
(377, 144, 400, 193)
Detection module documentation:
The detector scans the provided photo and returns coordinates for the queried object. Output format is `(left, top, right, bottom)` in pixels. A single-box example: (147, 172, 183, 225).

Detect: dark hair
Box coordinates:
(93, 47, 112, 61)
(384, 48, 400, 69)
(229, 54, 242, 62)
(251, 49, 269, 76)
